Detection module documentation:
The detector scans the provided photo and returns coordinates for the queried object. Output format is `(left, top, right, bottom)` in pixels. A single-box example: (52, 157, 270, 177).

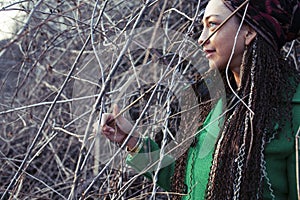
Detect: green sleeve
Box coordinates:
(288, 87, 300, 200)
(264, 85, 300, 199)
(287, 149, 297, 200)
(126, 137, 175, 191)
(264, 137, 297, 200)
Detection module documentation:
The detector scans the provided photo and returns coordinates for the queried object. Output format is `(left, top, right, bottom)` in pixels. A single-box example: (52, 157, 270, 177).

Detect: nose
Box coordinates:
(198, 29, 209, 46)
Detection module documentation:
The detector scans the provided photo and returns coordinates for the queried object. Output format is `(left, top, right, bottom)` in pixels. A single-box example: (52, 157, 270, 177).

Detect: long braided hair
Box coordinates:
(170, 68, 237, 198)
(171, 35, 300, 199)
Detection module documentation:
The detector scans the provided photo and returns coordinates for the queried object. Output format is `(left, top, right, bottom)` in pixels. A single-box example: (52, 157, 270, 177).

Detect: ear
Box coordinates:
(244, 25, 257, 45)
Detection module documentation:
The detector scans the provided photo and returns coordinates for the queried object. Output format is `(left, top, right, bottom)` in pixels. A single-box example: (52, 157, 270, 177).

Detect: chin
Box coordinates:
(209, 60, 228, 71)
(208, 61, 220, 70)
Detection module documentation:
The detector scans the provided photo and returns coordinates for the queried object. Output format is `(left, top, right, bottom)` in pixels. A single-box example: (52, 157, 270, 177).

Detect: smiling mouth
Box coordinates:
(204, 50, 215, 58)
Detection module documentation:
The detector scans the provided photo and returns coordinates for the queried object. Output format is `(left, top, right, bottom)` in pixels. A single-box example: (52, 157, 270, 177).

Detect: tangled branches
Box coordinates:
(0, 0, 204, 199)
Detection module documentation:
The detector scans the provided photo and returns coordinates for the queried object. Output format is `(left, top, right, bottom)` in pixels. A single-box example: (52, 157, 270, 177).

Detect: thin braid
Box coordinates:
(206, 35, 300, 200)
(206, 47, 254, 199)
(233, 37, 257, 199)
(171, 69, 233, 199)
(171, 150, 189, 199)
(170, 81, 212, 199)
(171, 35, 299, 199)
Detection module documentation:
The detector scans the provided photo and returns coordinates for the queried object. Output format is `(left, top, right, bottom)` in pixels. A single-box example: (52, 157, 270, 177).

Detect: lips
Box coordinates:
(203, 49, 216, 58)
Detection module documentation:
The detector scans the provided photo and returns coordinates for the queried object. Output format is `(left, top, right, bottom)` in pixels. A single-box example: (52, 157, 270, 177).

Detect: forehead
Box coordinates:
(203, 0, 232, 19)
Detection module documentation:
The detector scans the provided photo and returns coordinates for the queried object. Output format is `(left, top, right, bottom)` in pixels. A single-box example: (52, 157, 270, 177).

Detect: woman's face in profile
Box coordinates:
(198, 0, 248, 71)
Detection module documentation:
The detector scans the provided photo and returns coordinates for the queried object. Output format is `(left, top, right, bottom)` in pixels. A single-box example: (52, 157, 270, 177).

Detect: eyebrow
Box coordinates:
(202, 14, 220, 23)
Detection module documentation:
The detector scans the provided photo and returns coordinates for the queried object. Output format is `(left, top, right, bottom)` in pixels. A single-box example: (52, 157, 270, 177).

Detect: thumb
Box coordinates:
(112, 104, 133, 135)
(112, 104, 120, 118)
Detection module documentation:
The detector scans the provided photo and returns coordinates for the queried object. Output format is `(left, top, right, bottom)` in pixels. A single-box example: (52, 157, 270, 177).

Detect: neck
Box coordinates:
(231, 68, 241, 88)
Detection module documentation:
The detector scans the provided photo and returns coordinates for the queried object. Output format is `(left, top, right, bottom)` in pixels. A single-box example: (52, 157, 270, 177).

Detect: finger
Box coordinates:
(100, 113, 114, 127)
(105, 132, 126, 144)
(102, 125, 115, 134)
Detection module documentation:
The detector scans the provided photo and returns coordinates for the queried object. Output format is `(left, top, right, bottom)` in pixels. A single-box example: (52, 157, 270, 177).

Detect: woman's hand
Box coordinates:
(96, 104, 139, 149)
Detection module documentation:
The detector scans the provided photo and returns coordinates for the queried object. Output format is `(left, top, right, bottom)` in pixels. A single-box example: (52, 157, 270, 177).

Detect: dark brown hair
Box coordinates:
(171, 35, 300, 199)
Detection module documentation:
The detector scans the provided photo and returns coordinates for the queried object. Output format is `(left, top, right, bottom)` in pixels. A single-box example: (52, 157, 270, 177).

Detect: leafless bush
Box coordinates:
(0, 0, 204, 199)
(0, 0, 299, 200)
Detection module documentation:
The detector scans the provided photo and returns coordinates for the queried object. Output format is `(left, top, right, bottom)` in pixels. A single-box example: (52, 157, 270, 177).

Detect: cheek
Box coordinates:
(209, 29, 245, 69)
(216, 25, 243, 46)
(216, 42, 233, 63)
(214, 32, 234, 53)
(217, 34, 245, 59)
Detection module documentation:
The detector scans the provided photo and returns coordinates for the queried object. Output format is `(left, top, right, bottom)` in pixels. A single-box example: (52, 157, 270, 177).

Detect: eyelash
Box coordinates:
(208, 22, 217, 28)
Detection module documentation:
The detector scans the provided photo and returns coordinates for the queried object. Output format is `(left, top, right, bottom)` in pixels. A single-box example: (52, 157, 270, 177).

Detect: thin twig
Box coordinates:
(1, 8, 93, 199)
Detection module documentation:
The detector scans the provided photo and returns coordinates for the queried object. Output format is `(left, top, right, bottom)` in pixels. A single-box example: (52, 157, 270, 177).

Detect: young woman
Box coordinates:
(100, 0, 300, 199)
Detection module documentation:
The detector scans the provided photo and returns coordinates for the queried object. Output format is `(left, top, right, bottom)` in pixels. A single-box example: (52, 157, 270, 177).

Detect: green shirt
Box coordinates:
(127, 85, 300, 199)
(183, 98, 224, 199)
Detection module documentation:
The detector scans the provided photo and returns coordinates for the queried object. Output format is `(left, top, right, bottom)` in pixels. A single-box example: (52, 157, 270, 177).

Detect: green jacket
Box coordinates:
(127, 85, 300, 199)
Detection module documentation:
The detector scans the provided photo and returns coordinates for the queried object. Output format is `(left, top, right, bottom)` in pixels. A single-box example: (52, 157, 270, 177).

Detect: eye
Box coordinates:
(208, 21, 217, 28)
